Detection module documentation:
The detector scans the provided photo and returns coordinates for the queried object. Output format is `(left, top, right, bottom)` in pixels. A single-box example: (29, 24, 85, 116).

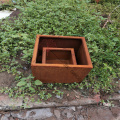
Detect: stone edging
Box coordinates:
(0, 94, 119, 111)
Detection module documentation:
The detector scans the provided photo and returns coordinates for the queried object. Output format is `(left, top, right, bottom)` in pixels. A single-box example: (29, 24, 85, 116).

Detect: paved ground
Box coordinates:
(0, 105, 120, 120)
(0, 94, 119, 120)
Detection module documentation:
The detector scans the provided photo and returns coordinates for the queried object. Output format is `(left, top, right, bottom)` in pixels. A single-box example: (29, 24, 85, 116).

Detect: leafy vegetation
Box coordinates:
(0, 0, 120, 103)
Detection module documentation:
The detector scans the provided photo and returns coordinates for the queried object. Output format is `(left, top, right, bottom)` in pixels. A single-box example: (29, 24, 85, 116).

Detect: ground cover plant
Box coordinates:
(0, 0, 120, 106)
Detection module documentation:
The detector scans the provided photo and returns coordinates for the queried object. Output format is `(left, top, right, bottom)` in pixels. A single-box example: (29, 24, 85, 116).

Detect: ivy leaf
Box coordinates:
(11, 34, 20, 38)
(113, 37, 119, 42)
(118, 52, 120, 55)
(29, 87, 35, 91)
(35, 80, 43, 85)
(20, 78, 27, 81)
(17, 81, 26, 86)
(27, 83, 31, 87)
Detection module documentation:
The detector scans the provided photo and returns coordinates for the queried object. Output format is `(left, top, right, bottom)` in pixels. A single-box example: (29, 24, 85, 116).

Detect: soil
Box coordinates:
(9, 9, 21, 18)
(0, 72, 15, 88)
(9, 9, 21, 22)
(44, 89, 84, 103)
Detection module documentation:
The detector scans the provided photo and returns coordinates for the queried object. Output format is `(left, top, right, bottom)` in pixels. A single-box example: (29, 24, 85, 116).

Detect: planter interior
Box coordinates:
(36, 37, 88, 65)
(42, 47, 77, 65)
(31, 35, 93, 83)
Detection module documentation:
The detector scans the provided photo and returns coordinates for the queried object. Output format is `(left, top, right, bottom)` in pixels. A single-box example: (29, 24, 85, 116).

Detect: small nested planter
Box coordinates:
(42, 47, 77, 65)
(31, 35, 93, 83)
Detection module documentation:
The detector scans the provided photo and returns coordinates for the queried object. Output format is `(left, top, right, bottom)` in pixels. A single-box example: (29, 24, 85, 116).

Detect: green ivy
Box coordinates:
(0, 0, 120, 103)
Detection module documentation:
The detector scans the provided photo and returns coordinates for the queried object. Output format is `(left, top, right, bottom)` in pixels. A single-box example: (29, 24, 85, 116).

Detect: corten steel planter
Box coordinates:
(31, 35, 93, 83)
(42, 47, 77, 65)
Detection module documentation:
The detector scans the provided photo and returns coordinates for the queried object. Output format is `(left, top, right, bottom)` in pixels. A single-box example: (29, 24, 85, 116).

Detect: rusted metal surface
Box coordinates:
(42, 47, 77, 65)
(31, 35, 93, 83)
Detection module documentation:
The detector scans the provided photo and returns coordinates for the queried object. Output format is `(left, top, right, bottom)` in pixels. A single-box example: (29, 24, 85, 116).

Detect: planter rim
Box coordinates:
(31, 63, 93, 68)
(36, 34, 85, 39)
(31, 35, 93, 68)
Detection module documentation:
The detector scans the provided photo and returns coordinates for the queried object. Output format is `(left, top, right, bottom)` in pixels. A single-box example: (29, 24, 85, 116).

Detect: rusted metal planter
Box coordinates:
(31, 35, 93, 83)
(42, 47, 77, 65)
